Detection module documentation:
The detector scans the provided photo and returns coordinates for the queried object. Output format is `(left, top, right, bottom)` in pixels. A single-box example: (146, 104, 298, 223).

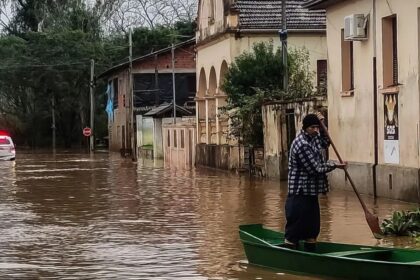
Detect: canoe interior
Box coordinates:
(239, 224, 420, 263)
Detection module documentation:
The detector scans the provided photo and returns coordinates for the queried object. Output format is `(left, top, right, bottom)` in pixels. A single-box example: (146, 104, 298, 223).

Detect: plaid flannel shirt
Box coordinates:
(288, 130, 336, 196)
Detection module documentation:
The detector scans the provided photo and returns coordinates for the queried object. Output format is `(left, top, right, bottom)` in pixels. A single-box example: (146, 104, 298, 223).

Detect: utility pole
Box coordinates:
(129, 28, 137, 160)
(171, 43, 176, 124)
(280, 0, 288, 92)
(154, 54, 159, 105)
(51, 93, 56, 154)
(89, 59, 95, 152)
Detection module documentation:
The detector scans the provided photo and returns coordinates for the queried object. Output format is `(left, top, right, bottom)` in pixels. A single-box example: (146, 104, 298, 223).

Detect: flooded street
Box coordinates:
(0, 152, 418, 279)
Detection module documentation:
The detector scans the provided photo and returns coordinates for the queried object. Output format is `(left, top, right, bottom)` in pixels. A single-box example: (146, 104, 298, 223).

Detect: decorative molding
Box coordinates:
(379, 85, 400, 95)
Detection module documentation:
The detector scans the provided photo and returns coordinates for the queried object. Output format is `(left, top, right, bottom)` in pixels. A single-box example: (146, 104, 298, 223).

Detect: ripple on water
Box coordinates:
(0, 153, 417, 279)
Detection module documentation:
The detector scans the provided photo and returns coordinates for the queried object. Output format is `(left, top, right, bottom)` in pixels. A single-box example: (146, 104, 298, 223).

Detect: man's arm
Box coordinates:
(297, 143, 336, 175)
(317, 132, 331, 149)
(316, 112, 330, 149)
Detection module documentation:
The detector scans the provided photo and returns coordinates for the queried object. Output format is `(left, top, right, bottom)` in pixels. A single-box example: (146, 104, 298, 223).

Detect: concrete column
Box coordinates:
(205, 97, 209, 144)
(196, 100, 200, 144)
(215, 94, 220, 145)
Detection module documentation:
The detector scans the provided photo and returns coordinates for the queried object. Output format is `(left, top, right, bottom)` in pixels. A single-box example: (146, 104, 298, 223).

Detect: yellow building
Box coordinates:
(196, 0, 328, 170)
(306, 0, 420, 202)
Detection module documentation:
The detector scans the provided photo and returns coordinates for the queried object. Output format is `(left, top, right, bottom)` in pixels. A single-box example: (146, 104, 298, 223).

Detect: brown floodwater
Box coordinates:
(0, 152, 418, 279)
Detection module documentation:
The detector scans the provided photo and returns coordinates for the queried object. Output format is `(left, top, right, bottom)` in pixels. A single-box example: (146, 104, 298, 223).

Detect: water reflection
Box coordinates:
(0, 153, 417, 279)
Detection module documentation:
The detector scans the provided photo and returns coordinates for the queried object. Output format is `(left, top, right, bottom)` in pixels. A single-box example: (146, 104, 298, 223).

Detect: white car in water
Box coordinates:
(0, 135, 15, 161)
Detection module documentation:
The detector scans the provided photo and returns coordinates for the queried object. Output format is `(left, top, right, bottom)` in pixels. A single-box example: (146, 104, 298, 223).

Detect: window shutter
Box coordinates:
(392, 17, 398, 85)
(317, 60, 327, 94)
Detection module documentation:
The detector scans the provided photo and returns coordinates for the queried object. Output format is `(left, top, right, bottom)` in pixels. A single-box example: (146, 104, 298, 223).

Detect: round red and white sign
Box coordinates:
(83, 127, 92, 137)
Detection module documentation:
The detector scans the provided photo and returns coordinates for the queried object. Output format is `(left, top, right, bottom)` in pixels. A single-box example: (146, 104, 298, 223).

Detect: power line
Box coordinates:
(0, 61, 92, 70)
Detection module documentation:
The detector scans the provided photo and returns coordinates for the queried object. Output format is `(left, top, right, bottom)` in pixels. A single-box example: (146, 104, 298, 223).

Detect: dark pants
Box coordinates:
(284, 195, 320, 244)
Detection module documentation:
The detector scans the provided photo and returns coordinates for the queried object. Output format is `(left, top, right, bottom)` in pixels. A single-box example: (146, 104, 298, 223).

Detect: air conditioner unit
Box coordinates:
(344, 14, 368, 41)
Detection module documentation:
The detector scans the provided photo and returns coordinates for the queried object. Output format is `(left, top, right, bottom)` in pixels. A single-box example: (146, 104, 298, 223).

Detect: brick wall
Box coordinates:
(133, 44, 195, 71)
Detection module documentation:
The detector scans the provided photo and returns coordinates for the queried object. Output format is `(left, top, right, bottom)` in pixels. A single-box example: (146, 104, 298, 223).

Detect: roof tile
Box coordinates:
(232, 0, 326, 30)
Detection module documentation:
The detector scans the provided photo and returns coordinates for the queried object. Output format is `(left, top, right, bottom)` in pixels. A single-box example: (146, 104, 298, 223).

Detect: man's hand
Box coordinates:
(316, 112, 325, 122)
(335, 162, 347, 170)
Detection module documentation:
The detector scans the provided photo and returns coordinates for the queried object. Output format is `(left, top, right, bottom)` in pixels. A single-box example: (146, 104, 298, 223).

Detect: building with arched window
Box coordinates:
(195, 0, 328, 170)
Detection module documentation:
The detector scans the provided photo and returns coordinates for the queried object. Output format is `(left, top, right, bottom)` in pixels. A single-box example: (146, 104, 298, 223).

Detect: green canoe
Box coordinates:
(239, 224, 420, 280)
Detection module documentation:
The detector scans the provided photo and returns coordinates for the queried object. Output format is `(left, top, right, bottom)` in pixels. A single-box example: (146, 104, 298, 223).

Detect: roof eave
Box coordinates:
(303, 0, 347, 9)
(239, 28, 326, 34)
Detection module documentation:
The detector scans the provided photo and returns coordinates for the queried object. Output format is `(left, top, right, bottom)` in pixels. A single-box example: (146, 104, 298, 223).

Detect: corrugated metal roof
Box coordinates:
(232, 0, 326, 30)
(143, 102, 192, 117)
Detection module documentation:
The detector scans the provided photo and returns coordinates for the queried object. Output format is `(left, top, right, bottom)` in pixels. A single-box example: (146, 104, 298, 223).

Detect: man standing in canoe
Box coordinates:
(284, 112, 346, 251)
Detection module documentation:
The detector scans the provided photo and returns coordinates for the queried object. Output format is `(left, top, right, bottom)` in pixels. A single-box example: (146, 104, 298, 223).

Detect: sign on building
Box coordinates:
(384, 93, 399, 164)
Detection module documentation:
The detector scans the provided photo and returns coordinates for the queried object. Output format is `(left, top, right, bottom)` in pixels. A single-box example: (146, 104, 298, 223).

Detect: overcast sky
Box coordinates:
(0, 2, 11, 31)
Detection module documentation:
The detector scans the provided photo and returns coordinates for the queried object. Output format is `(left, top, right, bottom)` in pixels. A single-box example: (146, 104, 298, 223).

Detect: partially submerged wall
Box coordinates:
(262, 96, 328, 179)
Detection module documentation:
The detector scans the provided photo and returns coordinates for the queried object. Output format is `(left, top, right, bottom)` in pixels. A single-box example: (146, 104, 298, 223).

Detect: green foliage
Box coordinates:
(104, 21, 195, 65)
(0, 30, 109, 147)
(7, 0, 105, 36)
(42, 2, 102, 37)
(286, 48, 315, 99)
(221, 42, 315, 146)
(381, 209, 420, 237)
(222, 42, 283, 107)
(7, 0, 43, 33)
(174, 20, 196, 37)
(131, 22, 195, 57)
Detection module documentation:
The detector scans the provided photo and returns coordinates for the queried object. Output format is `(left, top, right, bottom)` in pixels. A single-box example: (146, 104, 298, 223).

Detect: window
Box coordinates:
(174, 130, 177, 148)
(382, 15, 398, 87)
(317, 60, 327, 94)
(112, 78, 119, 109)
(167, 130, 170, 147)
(341, 29, 354, 92)
(181, 130, 185, 148)
(187, 75, 196, 95)
(0, 138, 10, 145)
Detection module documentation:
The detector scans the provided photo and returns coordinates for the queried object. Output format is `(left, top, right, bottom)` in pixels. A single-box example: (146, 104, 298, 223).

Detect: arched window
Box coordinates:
(219, 60, 228, 94)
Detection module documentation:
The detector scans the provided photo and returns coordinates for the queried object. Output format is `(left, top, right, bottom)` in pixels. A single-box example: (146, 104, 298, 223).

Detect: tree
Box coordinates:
(131, 21, 194, 56)
(0, 0, 196, 148)
(104, 0, 197, 33)
(3, 0, 119, 35)
(287, 48, 316, 99)
(0, 0, 12, 33)
(221, 42, 316, 146)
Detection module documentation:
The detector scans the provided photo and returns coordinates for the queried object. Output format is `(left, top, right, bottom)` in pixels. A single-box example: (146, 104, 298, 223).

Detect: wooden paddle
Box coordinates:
(319, 120, 383, 239)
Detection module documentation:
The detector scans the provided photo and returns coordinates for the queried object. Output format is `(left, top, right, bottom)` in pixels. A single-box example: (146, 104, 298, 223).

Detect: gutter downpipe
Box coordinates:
(372, 0, 378, 197)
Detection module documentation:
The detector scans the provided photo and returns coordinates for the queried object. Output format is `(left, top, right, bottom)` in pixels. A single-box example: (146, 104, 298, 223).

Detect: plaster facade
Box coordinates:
(262, 97, 328, 179)
(310, 0, 420, 202)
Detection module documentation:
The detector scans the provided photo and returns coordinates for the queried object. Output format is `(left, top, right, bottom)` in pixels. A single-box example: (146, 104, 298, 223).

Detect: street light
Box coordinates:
(171, 43, 176, 124)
